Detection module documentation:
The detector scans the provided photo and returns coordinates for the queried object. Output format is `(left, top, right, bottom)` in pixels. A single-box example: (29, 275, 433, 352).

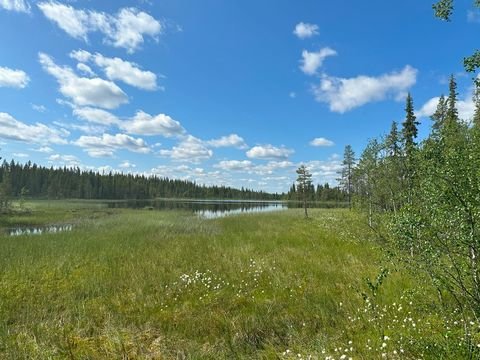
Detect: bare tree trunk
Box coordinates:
(304, 195, 308, 218)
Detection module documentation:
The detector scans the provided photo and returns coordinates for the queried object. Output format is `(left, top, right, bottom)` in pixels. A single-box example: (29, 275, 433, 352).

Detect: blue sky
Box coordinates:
(0, 0, 478, 193)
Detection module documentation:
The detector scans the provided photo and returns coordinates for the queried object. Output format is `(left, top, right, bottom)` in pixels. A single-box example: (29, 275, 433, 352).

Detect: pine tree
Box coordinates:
(296, 165, 313, 218)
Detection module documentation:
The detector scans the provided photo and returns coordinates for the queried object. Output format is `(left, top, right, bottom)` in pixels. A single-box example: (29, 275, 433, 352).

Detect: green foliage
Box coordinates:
(0, 159, 280, 201)
(351, 76, 480, 357)
(433, 1, 480, 81)
(432, 0, 454, 21)
(296, 165, 313, 217)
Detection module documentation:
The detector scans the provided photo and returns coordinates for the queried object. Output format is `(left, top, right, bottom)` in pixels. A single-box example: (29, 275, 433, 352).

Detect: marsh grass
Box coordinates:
(0, 204, 465, 358)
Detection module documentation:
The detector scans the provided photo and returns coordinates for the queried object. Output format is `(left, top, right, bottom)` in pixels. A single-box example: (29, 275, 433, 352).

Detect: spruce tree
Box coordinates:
(431, 94, 447, 136)
(446, 75, 459, 125)
(402, 93, 419, 155)
(401, 93, 419, 203)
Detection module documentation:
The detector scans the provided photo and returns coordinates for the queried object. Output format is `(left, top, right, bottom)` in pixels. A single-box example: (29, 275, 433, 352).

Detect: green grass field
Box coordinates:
(0, 202, 473, 359)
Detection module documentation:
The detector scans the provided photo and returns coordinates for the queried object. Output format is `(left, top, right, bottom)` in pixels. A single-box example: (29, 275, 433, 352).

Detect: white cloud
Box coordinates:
(0, 112, 68, 145)
(76, 63, 96, 77)
(70, 50, 158, 90)
(74, 133, 150, 157)
(310, 137, 334, 147)
(54, 120, 107, 135)
(38, 2, 162, 53)
(12, 152, 29, 158)
(289, 92, 296, 99)
(305, 159, 343, 184)
(39, 52, 128, 109)
(300, 48, 337, 75)
(416, 97, 441, 118)
(293, 22, 319, 39)
(0, 66, 29, 88)
(313, 65, 418, 113)
(36, 146, 54, 153)
(121, 111, 185, 137)
(215, 160, 253, 171)
(48, 154, 80, 166)
(159, 135, 213, 162)
(207, 134, 247, 149)
(31, 104, 47, 113)
(417, 95, 475, 123)
(253, 161, 294, 175)
(246, 145, 294, 160)
(119, 160, 136, 169)
(73, 107, 120, 125)
(69, 49, 91, 63)
(0, 0, 30, 12)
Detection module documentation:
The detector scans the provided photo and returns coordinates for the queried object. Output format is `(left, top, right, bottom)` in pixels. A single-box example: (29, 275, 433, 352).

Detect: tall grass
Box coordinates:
(0, 205, 469, 358)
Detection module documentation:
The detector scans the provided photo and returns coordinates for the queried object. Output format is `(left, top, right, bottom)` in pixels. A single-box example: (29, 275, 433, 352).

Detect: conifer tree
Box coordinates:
(446, 75, 459, 125)
(431, 94, 447, 136)
(402, 93, 419, 155)
(296, 165, 313, 218)
(401, 93, 419, 203)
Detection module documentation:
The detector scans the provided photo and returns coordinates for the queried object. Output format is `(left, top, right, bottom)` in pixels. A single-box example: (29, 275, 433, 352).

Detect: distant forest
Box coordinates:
(0, 159, 345, 202)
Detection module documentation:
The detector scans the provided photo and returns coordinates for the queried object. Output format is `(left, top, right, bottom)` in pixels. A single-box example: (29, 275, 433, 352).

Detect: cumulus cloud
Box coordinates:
(313, 65, 418, 113)
(305, 159, 343, 184)
(246, 145, 294, 161)
(207, 134, 247, 149)
(74, 133, 150, 157)
(38, 2, 161, 53)
(73, 107, 120, 126)
(0, 66, 29, 88)
(293, 22, 319, 39)
(48, 154, 80, 166)
(310, 137, 334, 147)
(39, 52, 128, 109)
(300, 48, 337, 75)
(76, 63, 96, 77)
(119, 160, 136, 169)
(0, 0, 30, 12)
(215, 160, 253, 171)
(121, 111, 185, 137)
(0, 112, 68, 145)
(36, 146, 54, 153)
(417, 95, 475, 123)
(12, 152, 28, 158)
(159, 135, 213, 162)
(70, 50, 158, 90)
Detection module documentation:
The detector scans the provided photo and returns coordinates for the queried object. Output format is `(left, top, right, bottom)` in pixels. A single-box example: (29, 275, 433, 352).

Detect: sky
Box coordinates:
(0, 0, 478, 193)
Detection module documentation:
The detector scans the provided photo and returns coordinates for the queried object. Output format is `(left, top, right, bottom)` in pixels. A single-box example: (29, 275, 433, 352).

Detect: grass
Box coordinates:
(0, 202, 472, 359)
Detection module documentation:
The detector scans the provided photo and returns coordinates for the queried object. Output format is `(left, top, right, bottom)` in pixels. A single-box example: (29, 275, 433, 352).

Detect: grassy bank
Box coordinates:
(0, 203, 468, 359)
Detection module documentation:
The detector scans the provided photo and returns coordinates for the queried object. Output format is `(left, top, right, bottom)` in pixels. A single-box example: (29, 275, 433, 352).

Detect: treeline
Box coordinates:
(344, 75, 480, 344)
(285, 182, 346, 202)
(0, 160, 281, 203)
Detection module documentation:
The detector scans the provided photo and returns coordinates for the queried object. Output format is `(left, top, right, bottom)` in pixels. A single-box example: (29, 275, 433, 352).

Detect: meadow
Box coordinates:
(0, 202, 475, 359)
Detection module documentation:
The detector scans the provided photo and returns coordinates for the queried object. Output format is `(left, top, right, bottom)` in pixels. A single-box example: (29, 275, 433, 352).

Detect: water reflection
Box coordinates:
(196, 203, 287, 219)
(8, 224, 73, 236)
